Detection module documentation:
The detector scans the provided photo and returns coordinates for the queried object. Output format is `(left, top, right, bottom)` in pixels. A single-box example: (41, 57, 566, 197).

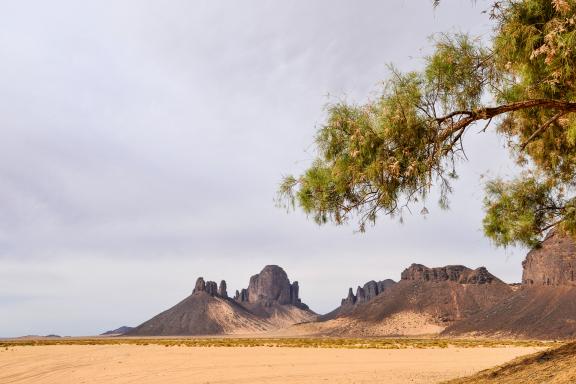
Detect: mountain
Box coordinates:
(287, 264, 513, 337)
(127, 265, 316, 336)
(100, 326, 134, 336)
(444, 230, 576, 339)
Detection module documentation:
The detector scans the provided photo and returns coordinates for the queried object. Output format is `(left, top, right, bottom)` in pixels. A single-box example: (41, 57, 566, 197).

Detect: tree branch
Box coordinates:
(519, 111, 567, 151)
(437, 98, 576, 142)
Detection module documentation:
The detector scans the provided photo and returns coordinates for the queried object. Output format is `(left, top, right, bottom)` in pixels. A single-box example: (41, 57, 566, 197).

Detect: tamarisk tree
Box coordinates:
(279, 0, 576, 247)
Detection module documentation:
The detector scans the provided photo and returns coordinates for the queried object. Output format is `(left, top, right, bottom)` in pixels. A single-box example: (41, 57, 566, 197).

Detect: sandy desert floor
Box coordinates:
(0, 344, 543, 384)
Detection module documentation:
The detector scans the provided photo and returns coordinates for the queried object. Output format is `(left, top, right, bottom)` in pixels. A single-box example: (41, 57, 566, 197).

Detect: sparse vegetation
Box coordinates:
(0, 337, 560, 350)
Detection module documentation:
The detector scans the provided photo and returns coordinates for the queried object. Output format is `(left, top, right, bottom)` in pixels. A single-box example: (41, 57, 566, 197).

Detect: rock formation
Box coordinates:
(234, 288, 249, 302)
(192, 277, 221, 297)
(341, 288, 356, 306)
(205, 281, 218, 296)
(236, 265, 308, 309)
(241, 289, 249, 302)
(128, 265, 315, 336)
(522, 230, 576, 286)
(193, 277, 205, 293)
(218, 280, 228, 298)
(340, 279, 396, 306)
(401, 264, 498, 284)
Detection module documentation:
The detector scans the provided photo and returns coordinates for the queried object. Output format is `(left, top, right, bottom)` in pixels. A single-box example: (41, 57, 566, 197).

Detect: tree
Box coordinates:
(278, 0, 576, 247)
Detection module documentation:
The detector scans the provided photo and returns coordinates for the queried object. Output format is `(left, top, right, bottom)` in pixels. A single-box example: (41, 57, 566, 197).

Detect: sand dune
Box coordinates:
(0, 344, 541, 384)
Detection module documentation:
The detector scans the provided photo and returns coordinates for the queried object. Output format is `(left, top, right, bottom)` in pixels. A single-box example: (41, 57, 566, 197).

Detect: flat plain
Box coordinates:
(0, 338, 551, 384)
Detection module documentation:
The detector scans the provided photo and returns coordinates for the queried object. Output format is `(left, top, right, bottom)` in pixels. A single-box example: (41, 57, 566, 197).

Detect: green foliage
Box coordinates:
(494, 0, 576, 181)
(483, 175, 568, 246)
(425, 34, 492, 112)
(494, 0, 576, 101)
(279, 0, 576, 247)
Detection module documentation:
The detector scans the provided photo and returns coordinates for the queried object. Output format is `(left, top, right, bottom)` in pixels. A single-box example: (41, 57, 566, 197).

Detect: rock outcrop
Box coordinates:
(401, 264, 498, 284)
(341, 279, 396, 306)
(522, 230, 576, 286)
(233, 289, 249, 302)
(193, 277, 206, 293)
(205, 281, 218, 296)
(341, 288, 356, 306)
(218, 280, 228, 298)
(192, 277, 221, 297)
(236, 265, 308, 310)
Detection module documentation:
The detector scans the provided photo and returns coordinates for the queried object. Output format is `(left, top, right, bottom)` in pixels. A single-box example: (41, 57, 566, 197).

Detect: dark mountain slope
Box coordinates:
(445, 231, 576, 339)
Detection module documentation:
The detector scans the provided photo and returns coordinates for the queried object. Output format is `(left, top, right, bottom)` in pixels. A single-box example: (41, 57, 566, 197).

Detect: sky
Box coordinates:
(0, 0, 526, 337)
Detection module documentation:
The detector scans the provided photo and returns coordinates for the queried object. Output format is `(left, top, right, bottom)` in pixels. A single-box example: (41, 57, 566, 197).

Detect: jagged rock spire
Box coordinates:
(219, 280, 228, 298)
(193, 277, 206, 293)
(341, 279, 396, 307)
(193, 277, 227, 297)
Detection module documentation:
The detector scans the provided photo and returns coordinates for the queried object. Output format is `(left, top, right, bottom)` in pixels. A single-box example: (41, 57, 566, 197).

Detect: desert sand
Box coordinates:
(274, 311, 446, 337)
(0, 344, 542, 384)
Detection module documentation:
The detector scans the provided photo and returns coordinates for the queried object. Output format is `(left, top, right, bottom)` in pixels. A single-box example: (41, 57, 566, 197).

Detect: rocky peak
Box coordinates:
(342, 288, 356, 306)
(218, 280, 228, 298)
(235, 288, 249, 302)
(341, 279, 396, 306)
(193, 277, 227, 297)
(193, 277, 206, 293)
(400, 264, 499, 284)
(523, 230, 576, 286)
(355, 286, 366, 302)
(235, 265, 308, 309)
(205, 281, 218, 296)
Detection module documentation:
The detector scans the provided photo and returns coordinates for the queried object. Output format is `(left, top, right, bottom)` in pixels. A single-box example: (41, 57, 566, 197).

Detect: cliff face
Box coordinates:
(235, 265, 308, 309)
(192, 277, 219, 296)
(401, 264, 499, 285)
(522, 231, 576, 286)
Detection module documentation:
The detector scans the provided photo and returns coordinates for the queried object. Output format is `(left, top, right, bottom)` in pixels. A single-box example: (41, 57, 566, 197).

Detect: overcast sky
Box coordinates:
(0, 0, 527, 337)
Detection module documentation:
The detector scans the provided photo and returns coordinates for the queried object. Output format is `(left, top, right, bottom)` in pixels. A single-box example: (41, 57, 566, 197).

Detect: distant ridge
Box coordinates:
(101, 326, 134, 336)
